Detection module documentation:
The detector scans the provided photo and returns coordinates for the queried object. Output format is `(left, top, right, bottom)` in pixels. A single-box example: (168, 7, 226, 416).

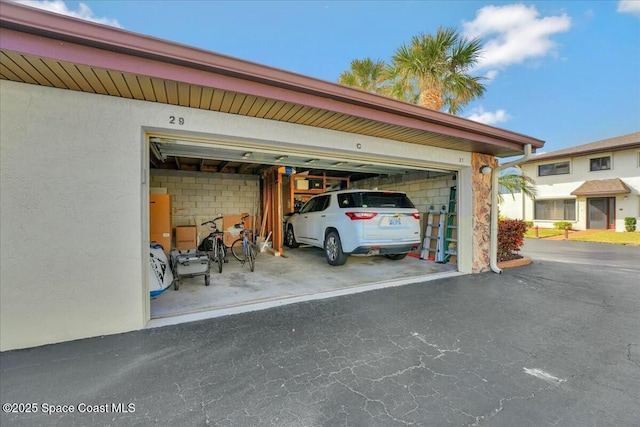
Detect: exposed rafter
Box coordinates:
(217, 161, 230, 172)
(238, 163, 256, 174)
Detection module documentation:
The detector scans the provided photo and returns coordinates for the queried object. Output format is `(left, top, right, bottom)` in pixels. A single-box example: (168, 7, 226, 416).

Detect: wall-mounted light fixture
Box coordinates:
(331, 162, 346, 167)
(242, 152, 253, 158)
(275, 155, 288, 161)
(304, 159, 319, 164)
(479, 165, 492, 175)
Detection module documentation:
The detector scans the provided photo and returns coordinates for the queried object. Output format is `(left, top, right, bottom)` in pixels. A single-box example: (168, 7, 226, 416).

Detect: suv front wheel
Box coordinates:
(285, 225, 299, 248)
(324, 231, 348, 266)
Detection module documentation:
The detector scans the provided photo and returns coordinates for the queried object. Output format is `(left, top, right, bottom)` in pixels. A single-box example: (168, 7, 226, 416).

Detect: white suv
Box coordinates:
(284, 189, 421, 266)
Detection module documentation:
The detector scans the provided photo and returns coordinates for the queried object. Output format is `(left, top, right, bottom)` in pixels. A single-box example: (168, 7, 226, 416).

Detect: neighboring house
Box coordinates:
(500, 132, 640, 231)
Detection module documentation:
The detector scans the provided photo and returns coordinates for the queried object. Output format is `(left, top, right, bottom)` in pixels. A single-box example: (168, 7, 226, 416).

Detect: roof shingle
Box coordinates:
(570, 178, 631, 196)
(525, 132, 640, 163)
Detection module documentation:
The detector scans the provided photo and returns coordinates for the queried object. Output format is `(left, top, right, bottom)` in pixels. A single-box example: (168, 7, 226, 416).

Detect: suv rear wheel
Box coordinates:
(324, 231, 348, 266)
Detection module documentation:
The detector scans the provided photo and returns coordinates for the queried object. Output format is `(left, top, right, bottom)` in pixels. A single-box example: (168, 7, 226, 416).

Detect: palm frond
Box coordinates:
(498, 171, 537, 204)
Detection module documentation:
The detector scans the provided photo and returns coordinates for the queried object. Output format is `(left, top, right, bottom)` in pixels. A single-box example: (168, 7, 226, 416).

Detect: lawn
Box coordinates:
(525, 228, 564, 238)
(525, 229, 640, 246)
(568, 231, 640, 246)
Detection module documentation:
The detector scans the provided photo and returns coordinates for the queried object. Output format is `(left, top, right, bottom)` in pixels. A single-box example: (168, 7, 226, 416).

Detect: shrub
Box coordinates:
(625, 217, 637, 232)
(553, 221, 572, 230)
(498, 219, 528, 262)
(524, 221, 534, 229)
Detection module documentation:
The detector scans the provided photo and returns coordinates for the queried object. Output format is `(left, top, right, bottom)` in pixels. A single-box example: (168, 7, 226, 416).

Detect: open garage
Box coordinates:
(0, 3, 544, 350)
(146, 132, 462, 323)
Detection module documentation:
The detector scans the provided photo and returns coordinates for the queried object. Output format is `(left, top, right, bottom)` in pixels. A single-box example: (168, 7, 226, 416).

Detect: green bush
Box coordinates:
(624, 217, 637, 232)
(524, 221, 534, 229)
(498, 219, 528, 262)
(553, 221, 572, 230)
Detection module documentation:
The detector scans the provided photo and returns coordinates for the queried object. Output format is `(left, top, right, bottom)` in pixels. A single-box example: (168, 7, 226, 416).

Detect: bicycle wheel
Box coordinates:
(231, 238, 245, 262)
(198, 236, 214, 252)
(247, 243, 255, 272)
(216, 241, 224, 273)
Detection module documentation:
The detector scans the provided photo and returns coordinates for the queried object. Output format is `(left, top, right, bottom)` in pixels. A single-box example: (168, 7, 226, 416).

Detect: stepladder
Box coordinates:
(420, 205, 447, 261)
(441, 186, 457, 264)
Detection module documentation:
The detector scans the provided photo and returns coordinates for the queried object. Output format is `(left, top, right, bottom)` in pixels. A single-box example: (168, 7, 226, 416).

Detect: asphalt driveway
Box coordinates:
(2, 241, 639, 426)
(521, 237, 640, 269)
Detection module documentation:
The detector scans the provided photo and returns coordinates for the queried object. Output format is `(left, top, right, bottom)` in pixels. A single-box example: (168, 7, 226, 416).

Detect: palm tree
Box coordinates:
(387, 27, 486, 114)
(498, 169, 537, 204)
(337, 58, 388, 95)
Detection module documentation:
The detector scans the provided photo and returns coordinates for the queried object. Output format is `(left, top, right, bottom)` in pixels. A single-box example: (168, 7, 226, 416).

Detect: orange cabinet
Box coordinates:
(150, 194, 171, 255)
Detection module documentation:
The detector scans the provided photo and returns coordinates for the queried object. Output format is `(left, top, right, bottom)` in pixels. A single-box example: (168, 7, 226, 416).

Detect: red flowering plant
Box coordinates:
(498, 219, 529, 262)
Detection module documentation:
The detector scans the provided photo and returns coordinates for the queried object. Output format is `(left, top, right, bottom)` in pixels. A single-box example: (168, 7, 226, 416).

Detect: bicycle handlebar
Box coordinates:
(201, 216, 224, 226)
(234, 214, 251, 229)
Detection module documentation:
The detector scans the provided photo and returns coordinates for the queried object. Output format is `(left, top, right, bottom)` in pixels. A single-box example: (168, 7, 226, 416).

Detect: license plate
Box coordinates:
(389, 217, 401, 226)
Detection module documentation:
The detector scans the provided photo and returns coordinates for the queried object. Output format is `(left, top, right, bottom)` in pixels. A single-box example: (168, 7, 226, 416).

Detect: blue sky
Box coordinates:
(14, 0, 640, 155)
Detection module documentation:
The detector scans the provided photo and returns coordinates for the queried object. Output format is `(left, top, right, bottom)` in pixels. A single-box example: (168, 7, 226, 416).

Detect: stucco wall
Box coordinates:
(1, 81, 146, 351)
(499, 192, 525, 220)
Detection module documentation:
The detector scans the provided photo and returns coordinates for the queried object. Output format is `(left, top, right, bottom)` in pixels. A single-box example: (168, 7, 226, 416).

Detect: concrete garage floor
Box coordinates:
(150, 246, 459, 325)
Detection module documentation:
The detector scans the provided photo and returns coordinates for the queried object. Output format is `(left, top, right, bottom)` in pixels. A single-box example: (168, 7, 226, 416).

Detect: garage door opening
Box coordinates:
(146, 134, 462, 324)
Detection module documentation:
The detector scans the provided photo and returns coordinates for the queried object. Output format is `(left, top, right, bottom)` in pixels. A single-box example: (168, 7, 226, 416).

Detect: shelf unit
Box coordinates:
(288, 173, 350, 211)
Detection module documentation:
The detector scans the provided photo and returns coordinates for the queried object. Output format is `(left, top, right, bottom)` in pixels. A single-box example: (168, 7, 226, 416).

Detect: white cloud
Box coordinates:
(484, 69, 499, 81)
(14, 0, 122, 27)
(466, 107, 511, 125)
(463, 4, 571, 74)
(618, 1, 640, 17)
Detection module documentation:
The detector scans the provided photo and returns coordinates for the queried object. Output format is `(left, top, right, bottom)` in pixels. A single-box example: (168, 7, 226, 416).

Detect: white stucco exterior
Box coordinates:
(1, 80, 478, 351)
(500, 146, 640, 231)
(1, 81, 146, 351)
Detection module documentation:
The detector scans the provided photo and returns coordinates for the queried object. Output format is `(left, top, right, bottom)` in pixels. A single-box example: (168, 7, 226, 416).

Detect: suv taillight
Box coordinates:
(345, 212, 378, 220)
(412, 213, 421, 220)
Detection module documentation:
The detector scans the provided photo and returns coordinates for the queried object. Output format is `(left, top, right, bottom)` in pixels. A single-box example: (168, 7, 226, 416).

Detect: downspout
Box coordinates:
(490, 144, 533, 273)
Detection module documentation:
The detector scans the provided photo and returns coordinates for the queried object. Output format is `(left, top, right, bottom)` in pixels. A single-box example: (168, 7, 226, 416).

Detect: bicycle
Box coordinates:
(198, 216, 227, 273)
(230, 214, 257, 272)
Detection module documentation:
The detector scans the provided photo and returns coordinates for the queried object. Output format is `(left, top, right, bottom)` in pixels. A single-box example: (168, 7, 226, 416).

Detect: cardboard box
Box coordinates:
(295, 179, 309, 190)
(175, 226, 197, 250)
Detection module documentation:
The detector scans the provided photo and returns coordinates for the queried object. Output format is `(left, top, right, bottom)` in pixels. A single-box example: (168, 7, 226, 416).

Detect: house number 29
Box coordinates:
(169, 116, 184, 125)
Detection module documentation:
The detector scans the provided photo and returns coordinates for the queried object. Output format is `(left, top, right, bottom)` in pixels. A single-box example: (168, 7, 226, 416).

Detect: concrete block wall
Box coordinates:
(353, 171, 456, 213)
(150, 170, 260, 228)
